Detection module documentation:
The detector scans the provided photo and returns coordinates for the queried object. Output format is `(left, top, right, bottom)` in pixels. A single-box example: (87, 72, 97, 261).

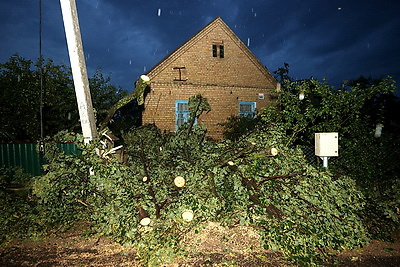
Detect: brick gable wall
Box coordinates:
(142, 18, 279, 139)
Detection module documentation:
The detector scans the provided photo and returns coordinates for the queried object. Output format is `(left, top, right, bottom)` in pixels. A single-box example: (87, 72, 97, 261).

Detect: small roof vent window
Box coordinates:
(212, 41, 224, 58)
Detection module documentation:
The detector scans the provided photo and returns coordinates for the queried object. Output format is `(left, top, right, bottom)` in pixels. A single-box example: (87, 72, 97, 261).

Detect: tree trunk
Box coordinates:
(137, 205, 151, 226)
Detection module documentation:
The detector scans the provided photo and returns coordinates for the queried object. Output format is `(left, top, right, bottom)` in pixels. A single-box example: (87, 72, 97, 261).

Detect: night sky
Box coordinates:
(1, 0, 399, 93)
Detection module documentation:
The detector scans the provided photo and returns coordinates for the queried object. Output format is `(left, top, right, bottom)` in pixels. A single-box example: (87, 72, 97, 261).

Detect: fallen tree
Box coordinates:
(29, 95, 370, 266)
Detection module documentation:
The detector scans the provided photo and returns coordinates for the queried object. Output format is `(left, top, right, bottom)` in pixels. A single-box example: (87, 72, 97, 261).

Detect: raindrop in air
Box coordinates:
(143, 66, 147, 72)
(129, 60, 132, 65)
(247, 38, 250, 47)
(157, 8, 161, 16)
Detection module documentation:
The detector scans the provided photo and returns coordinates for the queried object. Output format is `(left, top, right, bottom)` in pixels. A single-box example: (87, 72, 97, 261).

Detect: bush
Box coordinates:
(0, 168, 46, 244)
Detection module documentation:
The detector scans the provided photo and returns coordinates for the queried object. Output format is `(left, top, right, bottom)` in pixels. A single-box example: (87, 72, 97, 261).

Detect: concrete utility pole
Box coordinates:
(60, 0, 97, 144)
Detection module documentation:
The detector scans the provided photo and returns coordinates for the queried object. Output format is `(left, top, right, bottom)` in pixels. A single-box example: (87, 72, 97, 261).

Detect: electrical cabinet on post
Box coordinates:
(315, 132, 338, 157)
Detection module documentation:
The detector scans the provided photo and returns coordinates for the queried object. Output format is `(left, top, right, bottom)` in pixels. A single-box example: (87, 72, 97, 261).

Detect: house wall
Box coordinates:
(142, 18, 278, 139)
(143, 83, 276, 138)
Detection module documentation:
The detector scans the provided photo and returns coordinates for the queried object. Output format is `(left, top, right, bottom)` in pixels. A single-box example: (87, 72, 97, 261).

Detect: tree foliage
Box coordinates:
(17, 94, 374, 266)
(2, 59, 399, 266)
(269, 64, 400, 239)
(220, 115, 260, 141)
(0, 55, 128, 143)
(0, 168, 46, 244)
(270, 64, 397, 147)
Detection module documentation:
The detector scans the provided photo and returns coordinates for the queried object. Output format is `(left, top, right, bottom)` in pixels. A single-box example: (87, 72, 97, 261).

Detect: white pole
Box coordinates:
(60, 0, 97, 144)
(320, 156, 329, 168)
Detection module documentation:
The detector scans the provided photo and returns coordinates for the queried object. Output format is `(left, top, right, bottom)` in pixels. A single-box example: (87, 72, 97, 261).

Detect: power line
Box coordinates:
(39, 0, 44, 142)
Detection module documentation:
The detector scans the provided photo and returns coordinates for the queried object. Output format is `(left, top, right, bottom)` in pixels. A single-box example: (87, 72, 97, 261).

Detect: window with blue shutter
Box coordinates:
(176, 100, 190, 129)
(239, 102, 256, 118)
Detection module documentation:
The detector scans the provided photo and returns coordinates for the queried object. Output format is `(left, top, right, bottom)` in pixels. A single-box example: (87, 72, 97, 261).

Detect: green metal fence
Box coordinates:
(0, 143, 79, 176)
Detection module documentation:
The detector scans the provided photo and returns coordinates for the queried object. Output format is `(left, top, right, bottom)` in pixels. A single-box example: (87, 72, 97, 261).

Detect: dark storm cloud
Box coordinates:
(0, 0, 399, 93)
(240, 0, 400, 86)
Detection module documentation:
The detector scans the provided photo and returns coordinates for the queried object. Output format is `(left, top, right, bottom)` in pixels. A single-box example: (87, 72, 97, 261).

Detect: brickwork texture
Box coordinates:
(142, 17, 279, 139)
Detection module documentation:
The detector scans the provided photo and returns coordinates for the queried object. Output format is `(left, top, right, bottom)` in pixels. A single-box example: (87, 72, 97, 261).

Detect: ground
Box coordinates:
(0, 222, 399, 266)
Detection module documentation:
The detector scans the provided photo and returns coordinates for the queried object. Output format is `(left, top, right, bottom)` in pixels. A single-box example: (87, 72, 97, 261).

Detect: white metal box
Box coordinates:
(315, 132, 338, 157)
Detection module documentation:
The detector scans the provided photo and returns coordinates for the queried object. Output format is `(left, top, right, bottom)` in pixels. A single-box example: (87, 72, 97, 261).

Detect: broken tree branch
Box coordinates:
(240, 174, 284, 220)
(99, 75, 150, 130)
(257, 171, 305, 187)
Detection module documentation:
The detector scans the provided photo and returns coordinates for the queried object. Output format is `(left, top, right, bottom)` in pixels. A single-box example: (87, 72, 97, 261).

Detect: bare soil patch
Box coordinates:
(0, 222, 399, 266)
(336, 232, 400, 267)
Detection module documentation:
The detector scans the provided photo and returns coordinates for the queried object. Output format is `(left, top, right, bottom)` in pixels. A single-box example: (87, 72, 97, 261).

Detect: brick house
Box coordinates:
(142, 17, 280, 139)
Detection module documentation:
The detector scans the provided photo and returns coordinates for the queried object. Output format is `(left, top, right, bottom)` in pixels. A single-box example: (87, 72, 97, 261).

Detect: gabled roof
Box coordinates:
(146, 16, 277, 87)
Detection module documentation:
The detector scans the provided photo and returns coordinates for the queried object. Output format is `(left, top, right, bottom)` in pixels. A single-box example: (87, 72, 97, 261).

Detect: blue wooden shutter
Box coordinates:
(176, 100, 190, 129)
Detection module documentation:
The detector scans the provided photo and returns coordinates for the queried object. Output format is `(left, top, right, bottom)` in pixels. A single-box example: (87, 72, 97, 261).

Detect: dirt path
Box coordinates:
(1, 222, 399, 266)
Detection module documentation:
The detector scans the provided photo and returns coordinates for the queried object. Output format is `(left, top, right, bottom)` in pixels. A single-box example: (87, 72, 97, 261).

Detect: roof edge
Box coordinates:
(146, 16, 278, 88)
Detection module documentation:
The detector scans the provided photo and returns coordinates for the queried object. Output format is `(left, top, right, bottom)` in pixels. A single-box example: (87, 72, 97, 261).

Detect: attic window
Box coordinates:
(212, 42, 224, 58)
(219, 45, 224, 58)
(212, 45, 217, 57)
(173, 67, 188, 81)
